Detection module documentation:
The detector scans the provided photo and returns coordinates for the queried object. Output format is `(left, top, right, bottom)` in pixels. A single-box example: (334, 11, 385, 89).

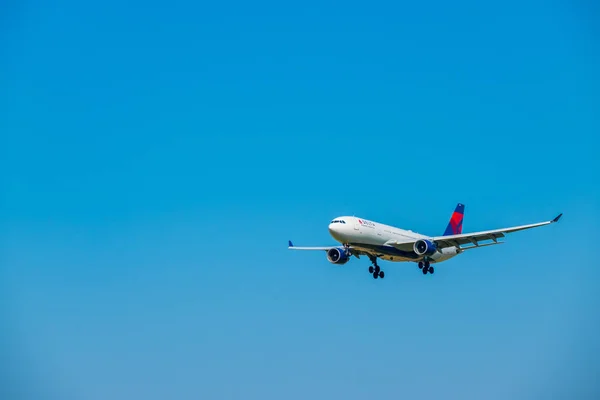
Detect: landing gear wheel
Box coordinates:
(368, 256, 383, 280)
(422, 267, 428, 275)
(429, 266, 434, 274)
(418, 261, 424, 269)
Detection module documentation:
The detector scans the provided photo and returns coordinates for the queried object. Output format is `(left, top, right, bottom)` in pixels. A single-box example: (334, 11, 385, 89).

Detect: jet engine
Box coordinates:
(414, 239, 438, 256)
(327, 247, 351, 264)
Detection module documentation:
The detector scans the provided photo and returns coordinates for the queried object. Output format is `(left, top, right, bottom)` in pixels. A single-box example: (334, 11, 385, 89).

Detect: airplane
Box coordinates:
(288, 203, 562, 279)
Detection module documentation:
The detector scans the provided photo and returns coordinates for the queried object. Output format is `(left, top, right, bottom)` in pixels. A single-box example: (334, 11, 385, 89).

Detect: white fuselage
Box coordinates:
(328, 216, 460, 263)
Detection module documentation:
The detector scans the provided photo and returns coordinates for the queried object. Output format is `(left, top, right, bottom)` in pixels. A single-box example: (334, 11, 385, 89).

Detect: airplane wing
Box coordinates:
(288, 241, 363, 258)
(287, 240, 341, 251)
(431, 213, 563, 249)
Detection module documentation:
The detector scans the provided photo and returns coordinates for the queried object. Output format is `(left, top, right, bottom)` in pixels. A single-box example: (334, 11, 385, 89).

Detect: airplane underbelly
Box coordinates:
(378, 254, 413, 262)
(351, 243, 417, 262)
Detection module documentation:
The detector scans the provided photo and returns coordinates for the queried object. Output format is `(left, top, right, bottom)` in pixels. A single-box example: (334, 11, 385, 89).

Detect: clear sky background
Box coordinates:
(1, 1, 599, 399)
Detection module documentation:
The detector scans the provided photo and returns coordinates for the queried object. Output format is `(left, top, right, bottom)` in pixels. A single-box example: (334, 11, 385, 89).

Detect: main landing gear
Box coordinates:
(418, 260, 434, 275)
(368, 256, 384, 279)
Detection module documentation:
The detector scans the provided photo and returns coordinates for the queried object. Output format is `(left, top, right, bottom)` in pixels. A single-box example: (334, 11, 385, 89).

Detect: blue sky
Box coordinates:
(1, 0, 599, 399)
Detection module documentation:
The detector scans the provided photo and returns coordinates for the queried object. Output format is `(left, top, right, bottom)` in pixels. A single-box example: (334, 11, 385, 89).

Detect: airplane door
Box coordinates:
(354, 219, 360, 230)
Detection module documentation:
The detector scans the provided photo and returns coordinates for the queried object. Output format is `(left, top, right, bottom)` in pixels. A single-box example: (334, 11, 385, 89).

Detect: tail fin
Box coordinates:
(443, 203, 465, 236)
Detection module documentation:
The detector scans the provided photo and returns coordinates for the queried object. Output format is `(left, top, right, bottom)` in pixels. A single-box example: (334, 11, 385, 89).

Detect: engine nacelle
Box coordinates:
(414, 239, 438, 256)
(327, 247, 351, 264)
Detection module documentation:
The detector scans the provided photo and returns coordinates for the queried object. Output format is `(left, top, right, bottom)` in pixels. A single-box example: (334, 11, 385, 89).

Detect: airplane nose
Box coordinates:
(328, 223, 342, 240)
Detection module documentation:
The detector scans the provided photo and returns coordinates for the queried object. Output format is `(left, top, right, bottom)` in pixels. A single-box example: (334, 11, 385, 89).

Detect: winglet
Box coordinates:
(552, 213, 563, 223)
(288, 240, 294, 247)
